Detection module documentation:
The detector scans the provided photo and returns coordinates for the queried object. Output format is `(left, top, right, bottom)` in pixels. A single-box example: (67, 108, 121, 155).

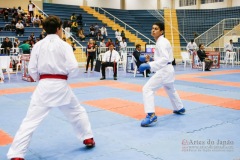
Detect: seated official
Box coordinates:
(1, 37, 13, 55)
(100, 43, 120, 80)
(133, 44, 150, 77)
(197, 44, 213, 71)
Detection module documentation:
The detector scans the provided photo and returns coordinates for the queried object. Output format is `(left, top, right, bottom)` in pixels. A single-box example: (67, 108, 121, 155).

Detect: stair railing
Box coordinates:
(194, 18, 240, 46)
(34, 3, 83, 48)
(94, 7, 155, 44)
(148, 10, 188, 45)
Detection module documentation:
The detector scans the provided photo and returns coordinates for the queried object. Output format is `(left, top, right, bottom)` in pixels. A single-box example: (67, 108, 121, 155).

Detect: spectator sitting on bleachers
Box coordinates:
(1, 37, 13, 55)
(115, 29, 122, 42)
(16, 13, 24, 23)
(10, 18, 17, 31)
(12, 7, 18, 19)
(121, 30, 125, 39)
(77, 27, 85, 42)
(15, 20, 24, 36)
(94, 23, 99, 35)
(95, 32, 103, 42)
(77, 14, 82, 26)
(106, 38, 113, 47)
(115, 39, 120, 51)
(39, 30, 46, 40)
(100, 25, 108, 39)
(3, 8, 9, 22)
(32, 15, 41, 27)
(28, 32, 36, 42)
(89, 25, 95, 37)
(70, 13, 77, 22)
(19, 40, 31, 54)
(39, 15, 44, 24)
(17, 6, 25, 16)
(71, 21, 78, 33)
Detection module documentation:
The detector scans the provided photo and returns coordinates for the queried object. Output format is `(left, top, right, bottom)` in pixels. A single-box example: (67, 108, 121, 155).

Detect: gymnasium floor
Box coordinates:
(0, 65, 240, 160)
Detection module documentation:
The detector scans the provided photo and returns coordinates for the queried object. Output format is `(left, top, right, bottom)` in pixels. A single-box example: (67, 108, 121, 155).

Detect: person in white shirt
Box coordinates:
(115, 29, 122, 42)
(32, 15, 41, 27)
(138, 22, 185, 127)
(224, 39, 234, 63)
(224, 39, 234, 52)
(100, 43, 120, 80)
(28, 0, 35, 18)
(7, 16, 95, 160)
(100, 25, 108, 39)
(99, 39, 106, 53)
(15, 20, 24, 36)
(119, 38, 127, 55)
(186, 39, 197, 55)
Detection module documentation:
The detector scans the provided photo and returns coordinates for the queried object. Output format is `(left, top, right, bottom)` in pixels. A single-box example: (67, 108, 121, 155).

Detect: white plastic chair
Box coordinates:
(225, 51, 236, 67)
(0, 56, 11, 80)
(132, 55, 146, 78)
(118, 51, 127, 71)
(106, 61, 119, 77)
(16, 55, 22, 74)
(181, 52, 191, 68)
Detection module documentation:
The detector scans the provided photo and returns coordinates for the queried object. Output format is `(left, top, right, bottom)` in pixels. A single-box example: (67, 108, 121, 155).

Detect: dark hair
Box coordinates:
(136, 44, 141, 48)
(191, 39, 194, 43)
(42, 15, 62, 34)
(153, 22, 164, 31)
(108, 43, 114, 47)
(199, 43, 203, 48)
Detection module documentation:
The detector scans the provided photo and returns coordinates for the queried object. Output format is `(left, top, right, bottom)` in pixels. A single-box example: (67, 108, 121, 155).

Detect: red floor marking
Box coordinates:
(83, 98, 172, 120)
(105, 81, 240, 110)
(0, 130, 13, 146)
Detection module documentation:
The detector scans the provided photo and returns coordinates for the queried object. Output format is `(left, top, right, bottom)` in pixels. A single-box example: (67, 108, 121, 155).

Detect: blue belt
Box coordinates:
(167, 62, 171, 64)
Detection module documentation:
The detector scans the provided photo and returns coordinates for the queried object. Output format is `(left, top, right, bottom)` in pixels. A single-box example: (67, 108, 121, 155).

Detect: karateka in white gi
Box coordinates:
(7, 16, 95, 160)
(139, 22, 186, 127)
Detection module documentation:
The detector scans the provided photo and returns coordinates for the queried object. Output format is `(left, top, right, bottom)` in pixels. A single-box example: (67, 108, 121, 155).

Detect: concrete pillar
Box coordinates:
(197, 0, 201, 9)
(121, 0, 126, 10)
(227, 0, 232, 7)
(157, 0, 161, 9)
(83, 0, 87, 6)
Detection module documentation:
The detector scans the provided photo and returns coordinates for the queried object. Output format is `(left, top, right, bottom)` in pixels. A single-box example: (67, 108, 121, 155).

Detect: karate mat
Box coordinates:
(0, 66, 240, 160)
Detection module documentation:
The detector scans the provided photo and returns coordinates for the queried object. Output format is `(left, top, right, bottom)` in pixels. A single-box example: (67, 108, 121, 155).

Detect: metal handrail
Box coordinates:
(194, 18, 240, 46)
(33, 3, 83, 48)
(148, 10, 188, 44)
(94, 7, 155, 44)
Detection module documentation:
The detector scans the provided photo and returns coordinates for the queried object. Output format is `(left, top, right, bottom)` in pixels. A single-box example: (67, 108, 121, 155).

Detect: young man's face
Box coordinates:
(151, 24, 163, 39)
(109, 45, 114, 51)
(137, 46, 141, 51)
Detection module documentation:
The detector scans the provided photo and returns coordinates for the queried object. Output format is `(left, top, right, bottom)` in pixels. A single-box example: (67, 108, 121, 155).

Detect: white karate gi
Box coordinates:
(7, 34, 93, 159)
(143, 35, 184, 113)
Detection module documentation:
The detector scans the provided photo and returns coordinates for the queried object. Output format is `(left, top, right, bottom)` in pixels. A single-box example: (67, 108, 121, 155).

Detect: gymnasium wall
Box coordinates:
(0, 0, 43, 10)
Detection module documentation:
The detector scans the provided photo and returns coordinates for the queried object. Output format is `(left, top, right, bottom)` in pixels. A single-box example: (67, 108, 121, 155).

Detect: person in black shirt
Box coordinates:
(197, 43, 213, 71)
(1, 37, 13, 55)
(133, 44, 150, 77)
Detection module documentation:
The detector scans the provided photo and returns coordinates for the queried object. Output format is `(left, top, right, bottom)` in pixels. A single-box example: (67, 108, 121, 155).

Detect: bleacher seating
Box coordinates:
(100, 8, 159, 43)
(177, 6, 240, 46)
(43, 3, 135, 47)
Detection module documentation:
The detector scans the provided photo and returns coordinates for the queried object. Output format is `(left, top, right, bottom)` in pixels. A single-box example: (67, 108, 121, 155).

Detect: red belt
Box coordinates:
(39, 74, 68, 80)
